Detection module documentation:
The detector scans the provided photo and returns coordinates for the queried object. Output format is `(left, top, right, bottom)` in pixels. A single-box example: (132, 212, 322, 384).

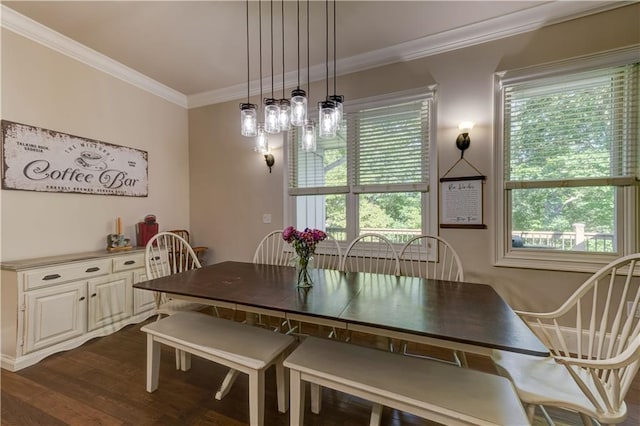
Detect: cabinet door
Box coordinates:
(132, 269, 156, 315)
(87, 272, 132, 331)
(24, 281, 87, 354)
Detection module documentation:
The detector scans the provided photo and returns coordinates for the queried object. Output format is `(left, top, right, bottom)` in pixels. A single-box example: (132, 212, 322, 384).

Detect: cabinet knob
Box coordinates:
(85, 267, 100, 273)
(79, 296, 86, 301)
(91, 293, 97, 298)
(124, 260, 136, 265)
(43, 274, 61, 281)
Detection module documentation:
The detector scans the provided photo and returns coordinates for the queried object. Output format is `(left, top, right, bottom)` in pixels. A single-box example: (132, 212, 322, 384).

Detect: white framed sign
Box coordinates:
(440, 176, 486, 229)
(1, 120, 148, 197)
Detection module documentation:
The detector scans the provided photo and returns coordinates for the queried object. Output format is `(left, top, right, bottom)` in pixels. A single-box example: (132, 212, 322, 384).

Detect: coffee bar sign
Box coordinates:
(1, 120, 148, 197)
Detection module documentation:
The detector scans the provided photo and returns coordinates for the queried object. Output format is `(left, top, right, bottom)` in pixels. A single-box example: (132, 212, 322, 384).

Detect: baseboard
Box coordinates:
(1, 310, 156, 372)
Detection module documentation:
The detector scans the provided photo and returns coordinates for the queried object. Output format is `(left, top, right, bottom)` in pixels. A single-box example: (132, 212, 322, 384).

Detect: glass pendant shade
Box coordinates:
(318, 100, 337, 138)
(279, 99, 292, 131)
(264, 99, 280, 134)
(302, 120, 316, 152)
(290, 88, 307, 126)
(240, 103, 258, 137)
(328, 95, 344, 127)
(255, 124, 269, 154)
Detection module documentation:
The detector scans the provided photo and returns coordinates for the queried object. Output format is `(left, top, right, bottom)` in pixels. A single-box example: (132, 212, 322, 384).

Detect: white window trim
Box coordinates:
(284, 87, 439, 252)
(493, 46, 639, 273)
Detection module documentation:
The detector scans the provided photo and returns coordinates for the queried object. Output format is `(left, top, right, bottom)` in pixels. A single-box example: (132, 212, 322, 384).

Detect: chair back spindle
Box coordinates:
(516, 254, 640, 417)
(253, 230, 292, 266)
(341, 233, 400, 275)
(399, 235, 464, 281)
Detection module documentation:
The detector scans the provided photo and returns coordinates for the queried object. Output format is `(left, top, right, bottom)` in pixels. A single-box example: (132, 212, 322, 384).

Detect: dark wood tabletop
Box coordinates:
(134, 261, 549, 357)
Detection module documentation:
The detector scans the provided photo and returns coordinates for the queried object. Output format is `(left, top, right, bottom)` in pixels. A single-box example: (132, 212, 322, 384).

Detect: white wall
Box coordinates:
(188, 4, 640, 312)
(0, 29, 190, 261)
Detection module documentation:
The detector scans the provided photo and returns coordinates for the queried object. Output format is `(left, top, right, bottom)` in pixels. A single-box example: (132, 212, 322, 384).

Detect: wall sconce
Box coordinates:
(456, 121, 474, 158)
(264, 153, 275, 173)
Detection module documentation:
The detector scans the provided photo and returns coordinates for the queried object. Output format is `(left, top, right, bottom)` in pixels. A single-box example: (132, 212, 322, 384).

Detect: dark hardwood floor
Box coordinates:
(2, 314, 639, 426)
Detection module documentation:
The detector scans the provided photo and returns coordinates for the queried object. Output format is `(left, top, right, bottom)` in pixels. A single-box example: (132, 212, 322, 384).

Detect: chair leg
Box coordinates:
(248, 369, 265, 426)
(525, 404, 537, 423)
(146, 335, 161, 392)
(539, 405, 555, 426)
(215, 368, 240, 400)
(370, 403, 383, 426)
(579, 412, 595, 426)
(454, 350, 468, 368)
(290, 370, 305, 426)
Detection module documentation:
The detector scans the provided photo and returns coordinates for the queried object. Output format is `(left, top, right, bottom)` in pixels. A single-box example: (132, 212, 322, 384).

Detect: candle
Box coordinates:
(117, 217, 122, 235)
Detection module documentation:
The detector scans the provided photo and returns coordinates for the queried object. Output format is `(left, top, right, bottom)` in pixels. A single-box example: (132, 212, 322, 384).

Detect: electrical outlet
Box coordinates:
(262, 213, 272, 224)
(627, 301, 640, 318)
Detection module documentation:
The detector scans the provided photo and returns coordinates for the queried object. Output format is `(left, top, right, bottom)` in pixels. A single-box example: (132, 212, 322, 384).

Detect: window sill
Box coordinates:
(495, 249, 620, 274)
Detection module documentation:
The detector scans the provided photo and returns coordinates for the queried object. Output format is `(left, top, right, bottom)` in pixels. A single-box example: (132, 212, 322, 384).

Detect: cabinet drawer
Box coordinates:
(24, 259, 111, 291)
(112, 253, 145, 272)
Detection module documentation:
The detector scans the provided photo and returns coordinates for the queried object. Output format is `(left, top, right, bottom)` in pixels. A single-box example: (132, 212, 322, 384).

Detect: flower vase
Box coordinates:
(294, 255, 314, 288)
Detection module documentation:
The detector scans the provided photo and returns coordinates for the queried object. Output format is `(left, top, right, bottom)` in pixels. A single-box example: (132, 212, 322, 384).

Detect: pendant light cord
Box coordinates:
(259, 0, 263, 106)
(325, 0, 329, 98)
(333, 0, 337, 96)
(246, 0, 250, 103)
(306, 0, 310, 99)
(281, 0, 285, 97)
(270, 0, 274, 98)
(296, 0, 300, 90)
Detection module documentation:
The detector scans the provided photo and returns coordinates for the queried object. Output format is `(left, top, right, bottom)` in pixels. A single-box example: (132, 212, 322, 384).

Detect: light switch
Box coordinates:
(262, 213, 272, 224)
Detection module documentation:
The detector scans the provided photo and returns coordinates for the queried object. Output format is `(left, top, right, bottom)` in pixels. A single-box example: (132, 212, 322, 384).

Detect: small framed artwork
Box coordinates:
(439, 175, 486, 229)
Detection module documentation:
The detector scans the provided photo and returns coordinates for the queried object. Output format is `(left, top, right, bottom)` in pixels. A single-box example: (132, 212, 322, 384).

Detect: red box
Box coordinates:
(136, 222, 159, 247)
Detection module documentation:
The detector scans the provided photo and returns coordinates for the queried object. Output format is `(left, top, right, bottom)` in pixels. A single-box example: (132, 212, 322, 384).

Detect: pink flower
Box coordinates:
(282, 226, 295, 242)
(281, 226, 328, 258)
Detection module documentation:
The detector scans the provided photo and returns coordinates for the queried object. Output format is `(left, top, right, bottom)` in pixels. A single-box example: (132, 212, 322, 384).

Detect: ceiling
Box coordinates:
(1, 1, 627, 107)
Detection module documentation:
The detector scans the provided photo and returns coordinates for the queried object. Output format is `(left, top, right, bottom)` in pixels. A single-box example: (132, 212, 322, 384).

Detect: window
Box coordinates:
(495, 49, 639, 272)
(287, 90, 436, 246)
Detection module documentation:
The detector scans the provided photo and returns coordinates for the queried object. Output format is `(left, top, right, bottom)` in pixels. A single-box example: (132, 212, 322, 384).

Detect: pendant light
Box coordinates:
(240, 0, 257, 137)
(278, 0, 292, 131)
(302, 0, 316, 151)
(255, 0, 269, 154)
(328, 0, 344, 127)
(318, 0, 336, 138)
(264, 0, 280, 134)
(290, 0, 307, 127)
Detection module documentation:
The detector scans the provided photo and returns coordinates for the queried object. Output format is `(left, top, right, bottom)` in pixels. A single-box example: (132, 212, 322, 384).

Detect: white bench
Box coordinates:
(141, 311, 295, 426)
(284, 336, 530, 426)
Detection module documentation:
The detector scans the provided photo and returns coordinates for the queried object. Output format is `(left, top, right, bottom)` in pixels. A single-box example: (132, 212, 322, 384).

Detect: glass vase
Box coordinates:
(294, 255, 314, 288)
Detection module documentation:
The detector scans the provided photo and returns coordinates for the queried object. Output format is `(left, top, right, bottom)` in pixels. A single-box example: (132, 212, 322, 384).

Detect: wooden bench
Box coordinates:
(141, 311, 295, 426)
(284, 336, 530, 426)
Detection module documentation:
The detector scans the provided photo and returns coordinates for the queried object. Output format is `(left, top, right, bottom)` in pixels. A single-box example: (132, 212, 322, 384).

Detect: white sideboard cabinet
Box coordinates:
(1, 249, 158, 371)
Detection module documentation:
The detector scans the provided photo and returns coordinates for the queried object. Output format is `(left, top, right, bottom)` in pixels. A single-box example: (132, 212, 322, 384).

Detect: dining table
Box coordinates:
(133, 260, 549, 358)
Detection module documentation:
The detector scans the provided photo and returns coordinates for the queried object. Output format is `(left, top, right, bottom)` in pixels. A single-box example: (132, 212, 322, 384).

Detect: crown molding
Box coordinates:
(1, 4, 188, 108)
(188, 0, 629, 108)
(1, 2, 629, 110)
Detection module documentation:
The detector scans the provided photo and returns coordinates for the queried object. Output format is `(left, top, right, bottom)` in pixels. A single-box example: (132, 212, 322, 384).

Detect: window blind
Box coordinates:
(288, 96, 431, 196)
(287, 127, 349, 196)
(349, 99, 430, 193)
(503, 63, 639, 189)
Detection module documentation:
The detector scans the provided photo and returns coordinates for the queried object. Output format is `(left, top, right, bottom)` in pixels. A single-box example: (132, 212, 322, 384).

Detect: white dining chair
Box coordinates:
(145, 231, 213, 370)
(312, 232, 342, 270)
(145, 231, 210, 319)
(492, 253, 640, 425)
(399, 235, 464, 281)
(252, 230, 292, 266)
(398, 235, 467, 366)
(341, 233, 400, 275)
